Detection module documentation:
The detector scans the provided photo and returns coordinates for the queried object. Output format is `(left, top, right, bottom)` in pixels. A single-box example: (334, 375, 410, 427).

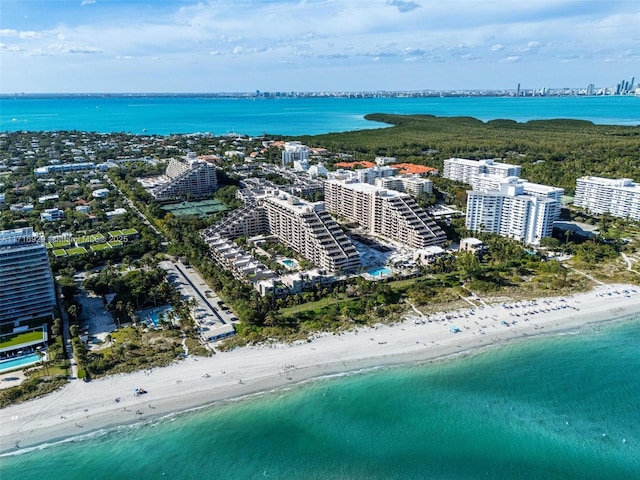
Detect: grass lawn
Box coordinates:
(0, 330, 45, 349)
(281, 293, 352, 317)
(90, 243, 111, 251)
(53, 249, 67, 257)
(52, 241, 71, 248)
(121, 228, 139, 236)
(66, 247, 88, 256)
(108, 240, 123, 247)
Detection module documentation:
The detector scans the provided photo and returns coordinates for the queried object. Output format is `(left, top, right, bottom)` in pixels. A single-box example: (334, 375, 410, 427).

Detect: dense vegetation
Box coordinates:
(298, 115, 640, 194)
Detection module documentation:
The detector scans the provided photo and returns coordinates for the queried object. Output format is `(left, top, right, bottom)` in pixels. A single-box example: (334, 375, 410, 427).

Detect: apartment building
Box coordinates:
(151, 154, 218, 202)
(465, 182, 556, 245)
(327, 166, 396, 185)
(471, 174, 564, 219)
(324, 179, 446, 248)
(34, 162, 96, 175)
(443, 158, 521, 184)
(375, 175, 433, 196)
(0, 227, 55, 353)
(204, 190, 360, 273)
(281, 141, 310, 167)
(574, 176, 640, 220)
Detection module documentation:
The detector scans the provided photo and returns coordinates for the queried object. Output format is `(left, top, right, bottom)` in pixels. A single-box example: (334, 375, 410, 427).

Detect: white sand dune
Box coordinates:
(2, 283, 639, 454)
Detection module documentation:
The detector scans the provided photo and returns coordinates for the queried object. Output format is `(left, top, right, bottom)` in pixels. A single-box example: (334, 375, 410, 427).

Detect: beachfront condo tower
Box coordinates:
(573, 176, 640, 220)
(465, 182, 556, 245)
(324, 178, 446, 249)
(0, 227, 56, 358)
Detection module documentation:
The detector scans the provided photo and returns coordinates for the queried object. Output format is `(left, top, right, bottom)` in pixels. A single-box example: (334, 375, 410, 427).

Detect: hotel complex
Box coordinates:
(150, 154, 218, 202)
(0, 227, 55, 356)
(324, 179, 446, 248)
(574, 176, 640, 220)
(205, 190, 361, 273)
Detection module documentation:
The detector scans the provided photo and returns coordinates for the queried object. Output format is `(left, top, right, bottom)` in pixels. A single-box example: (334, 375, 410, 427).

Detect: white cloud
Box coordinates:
(1, 0, 639, 92)
(81, 0, 96, 5)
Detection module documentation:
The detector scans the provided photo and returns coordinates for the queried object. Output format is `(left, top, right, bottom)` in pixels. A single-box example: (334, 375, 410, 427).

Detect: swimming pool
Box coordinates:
(367, 267, 393, 277)
(137, 306, 174, 327)
(0, 353, 40, 373)
(281, 258, 298, 269)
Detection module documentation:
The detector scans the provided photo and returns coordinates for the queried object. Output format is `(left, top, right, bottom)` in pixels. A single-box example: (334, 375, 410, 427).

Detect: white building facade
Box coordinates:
(443, 158, 521, 184)
(574, 176, 640, 220)
(465, 183, 556, 245)
(152, 154, 218, 202)
(471, 174, 564, 220)
(324, 179, 446, 249)
(204, 190, 361, 273)
(281, 142, 310, 167)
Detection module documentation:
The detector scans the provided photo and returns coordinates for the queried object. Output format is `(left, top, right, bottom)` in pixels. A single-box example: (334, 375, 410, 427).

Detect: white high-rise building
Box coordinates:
(281, 141, 310, 167)
(465, 182, 556, 245)
(324, 179, 446, 249)
(471, 174, 564, 219)
(443, 158, 521, 184)
(574, 176, 640, 220)
(0, 227, 55, 354)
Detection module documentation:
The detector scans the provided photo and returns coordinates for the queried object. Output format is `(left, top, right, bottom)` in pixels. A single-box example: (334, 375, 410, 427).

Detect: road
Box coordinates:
(56, 284, 78, 379)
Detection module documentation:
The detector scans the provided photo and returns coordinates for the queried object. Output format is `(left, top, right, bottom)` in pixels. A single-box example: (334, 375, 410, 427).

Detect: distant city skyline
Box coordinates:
(1, 0, 639, 94)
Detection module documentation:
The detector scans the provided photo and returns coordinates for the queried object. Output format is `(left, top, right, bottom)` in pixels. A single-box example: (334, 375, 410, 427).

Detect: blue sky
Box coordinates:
(1, 0, 638, 93)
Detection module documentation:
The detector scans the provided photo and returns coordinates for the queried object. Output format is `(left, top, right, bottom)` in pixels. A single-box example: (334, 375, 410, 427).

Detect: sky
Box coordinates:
(0, 0, 638, 93)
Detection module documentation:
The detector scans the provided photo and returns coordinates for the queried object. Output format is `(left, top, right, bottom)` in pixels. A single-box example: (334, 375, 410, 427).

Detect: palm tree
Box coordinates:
(67, 304, 78, 323)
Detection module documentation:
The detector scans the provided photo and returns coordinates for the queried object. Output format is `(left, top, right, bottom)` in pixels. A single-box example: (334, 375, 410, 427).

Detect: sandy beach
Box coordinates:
(2, 283, 639, 454)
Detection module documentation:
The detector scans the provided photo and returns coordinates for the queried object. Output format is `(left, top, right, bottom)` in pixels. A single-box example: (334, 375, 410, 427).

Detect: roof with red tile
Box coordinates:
(392, 163, 439, 175)
(334, 161, 376, 169)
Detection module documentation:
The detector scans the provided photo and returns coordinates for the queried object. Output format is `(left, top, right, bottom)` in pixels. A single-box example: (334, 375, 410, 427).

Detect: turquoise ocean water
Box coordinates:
(2, 318, 639, 479)
(1, 96, 639, 478)
(1, 95, 639, 136)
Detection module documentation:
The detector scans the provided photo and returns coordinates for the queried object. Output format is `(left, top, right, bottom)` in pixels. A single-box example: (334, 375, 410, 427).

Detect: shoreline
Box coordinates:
(2, 283, 639, 455)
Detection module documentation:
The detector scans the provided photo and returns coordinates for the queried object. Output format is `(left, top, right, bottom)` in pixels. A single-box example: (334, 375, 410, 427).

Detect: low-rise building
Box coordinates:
(40, 208, 64, 221)
(459, 237, 486, 254)
(92, 188, 110, 199)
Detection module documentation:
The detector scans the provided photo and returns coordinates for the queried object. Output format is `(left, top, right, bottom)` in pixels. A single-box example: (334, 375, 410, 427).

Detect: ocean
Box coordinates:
(1, 95, 639, 478)
(1, 95, 639, 136)
(2, 317, 639, 479)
